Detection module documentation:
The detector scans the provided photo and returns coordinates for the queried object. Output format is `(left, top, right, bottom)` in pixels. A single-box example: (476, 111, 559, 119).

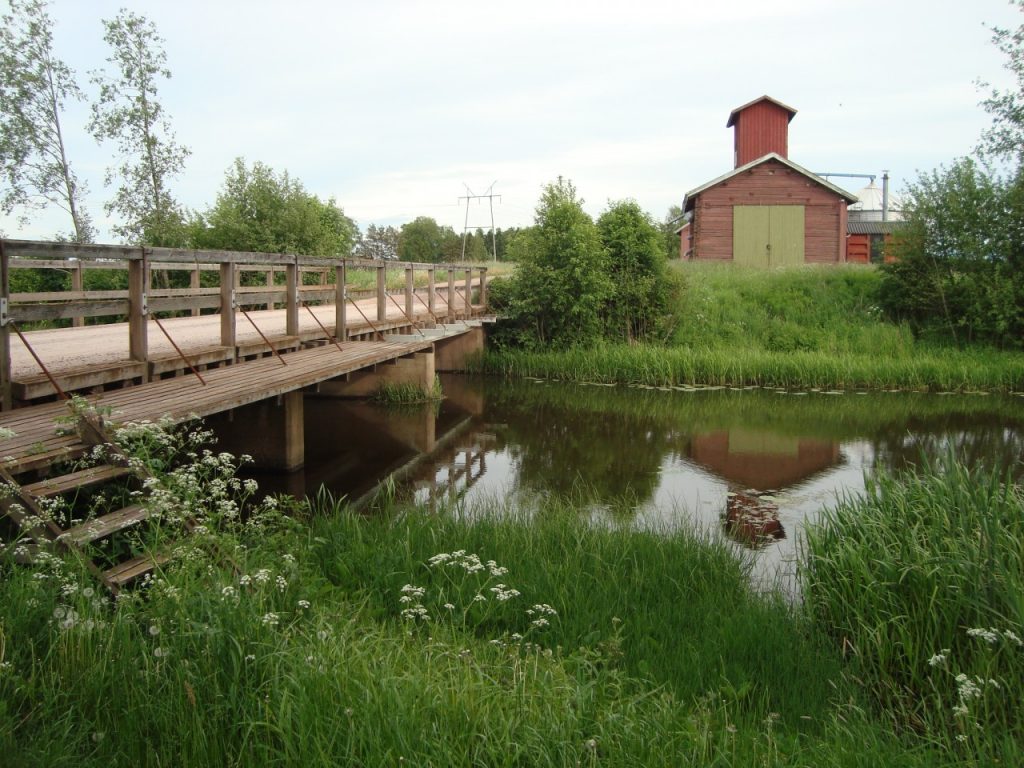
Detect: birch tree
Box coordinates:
(89, 9, 189, 246)
(0, 0, 94, 242)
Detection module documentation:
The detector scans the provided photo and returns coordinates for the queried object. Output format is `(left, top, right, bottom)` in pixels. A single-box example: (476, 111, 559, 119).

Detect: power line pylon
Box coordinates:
(457, 182, 501, 262)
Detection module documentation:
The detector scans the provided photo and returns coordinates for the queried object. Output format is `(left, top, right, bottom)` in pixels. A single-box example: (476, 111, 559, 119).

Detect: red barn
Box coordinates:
(682, 96, 858, 266)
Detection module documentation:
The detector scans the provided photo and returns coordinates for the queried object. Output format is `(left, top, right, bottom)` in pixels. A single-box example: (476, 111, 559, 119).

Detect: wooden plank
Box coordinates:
(60, 504, 149, 546)
(23, 464, 133, 498)
(11, 299, 130, 322)
(104, 551, 170, 587)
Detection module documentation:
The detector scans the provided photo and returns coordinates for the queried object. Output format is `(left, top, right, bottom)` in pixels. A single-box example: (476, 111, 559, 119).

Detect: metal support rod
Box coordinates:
(9, 321, 68, 400)
(149, 314, 207, 385)
(412, 288, 442, 324)
(236, 303, 287, 366)
(301, 301, 344, 352)
(346, 294, 386, 341)
(385, 291, 427, 337)
(453, 285, 473, 317)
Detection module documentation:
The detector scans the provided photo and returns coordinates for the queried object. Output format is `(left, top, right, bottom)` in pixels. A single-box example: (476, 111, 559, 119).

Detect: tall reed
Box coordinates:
(475, 344, 1024, 392)
(801, 456, 1024, 762)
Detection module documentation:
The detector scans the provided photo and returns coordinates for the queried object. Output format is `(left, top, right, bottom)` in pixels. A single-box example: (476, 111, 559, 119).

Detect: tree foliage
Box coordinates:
(881, 7, 1024, 349)
(661, 204, 683, 261)
(193, 158, 357, 256)
(0, 0, 94, 241)
(357, 223, 400, 260)
(979, 0, 1024, 161)
(598, 200, 673, 341)
(879, 158, 1024, 347)
(398, 216, 444, 262)
(495, 178, 612, 348)
(89, 9, 189, 246)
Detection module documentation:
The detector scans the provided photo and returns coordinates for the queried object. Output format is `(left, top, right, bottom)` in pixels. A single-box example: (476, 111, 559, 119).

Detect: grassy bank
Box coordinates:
(478, 263, 1024, 391)
(475, 343, 1024, 392)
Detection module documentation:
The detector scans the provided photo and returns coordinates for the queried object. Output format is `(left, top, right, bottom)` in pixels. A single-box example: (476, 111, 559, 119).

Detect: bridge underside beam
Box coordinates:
(317, 350, 435, 398)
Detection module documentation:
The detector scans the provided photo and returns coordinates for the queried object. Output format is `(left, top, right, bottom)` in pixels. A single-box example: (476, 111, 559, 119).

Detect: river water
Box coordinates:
(249, 374, 1024, 586)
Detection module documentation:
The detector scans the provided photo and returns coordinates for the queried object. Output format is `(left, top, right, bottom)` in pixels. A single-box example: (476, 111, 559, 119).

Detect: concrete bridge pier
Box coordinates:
(434, 326, 486, 372)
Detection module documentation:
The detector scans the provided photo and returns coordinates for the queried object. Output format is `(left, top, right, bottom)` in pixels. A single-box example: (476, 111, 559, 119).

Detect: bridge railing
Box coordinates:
(0, 239, 488, 409)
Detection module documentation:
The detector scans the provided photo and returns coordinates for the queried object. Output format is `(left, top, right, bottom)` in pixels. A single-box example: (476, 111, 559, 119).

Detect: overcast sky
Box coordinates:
(2, 0, 1021, 243)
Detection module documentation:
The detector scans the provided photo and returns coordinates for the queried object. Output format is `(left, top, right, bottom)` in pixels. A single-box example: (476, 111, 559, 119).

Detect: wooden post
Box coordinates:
(335, 262, 347, 341)
(72, 261, 85, 327)
(220, 262, 236, 350)
(479, 267, 488, 310)
(265, 268, 274, 311)
(190, 266, 201, 317)
(405, 266, 414, 322)
(464, 269, 472, 317)
(427, 268, 436, 317)
(0, 240, 11, 411)
(447, 268, 456, 320)
(128, 251, 148, 363)
(286, 261, 299, 337)
(376, 265, 387, 322)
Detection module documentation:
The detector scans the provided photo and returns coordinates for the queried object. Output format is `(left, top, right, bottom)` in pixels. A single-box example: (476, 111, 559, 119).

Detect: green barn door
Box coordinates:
(733, 206, 805, 267)
(733, 206, 771, 267)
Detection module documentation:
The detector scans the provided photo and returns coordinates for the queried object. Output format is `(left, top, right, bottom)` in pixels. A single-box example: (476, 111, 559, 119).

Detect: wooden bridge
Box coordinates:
(0, 239, 491, 589)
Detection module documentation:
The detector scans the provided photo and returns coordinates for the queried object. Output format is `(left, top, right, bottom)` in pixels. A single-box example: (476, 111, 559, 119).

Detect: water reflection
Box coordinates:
(240, 375, 1024, 580)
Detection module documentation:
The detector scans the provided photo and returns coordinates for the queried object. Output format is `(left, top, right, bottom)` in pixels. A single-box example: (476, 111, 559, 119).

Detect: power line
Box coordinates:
(457, 182, 501, 262)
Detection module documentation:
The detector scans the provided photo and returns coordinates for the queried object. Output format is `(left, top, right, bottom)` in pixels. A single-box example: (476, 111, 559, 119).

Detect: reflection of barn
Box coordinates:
(687, 427, 842, 550)
(689, 428, 841, 491)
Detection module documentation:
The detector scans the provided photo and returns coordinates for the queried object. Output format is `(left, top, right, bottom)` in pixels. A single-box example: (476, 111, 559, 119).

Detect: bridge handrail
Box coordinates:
(0, 239, 453, 271)
(0, 239, 489, 410)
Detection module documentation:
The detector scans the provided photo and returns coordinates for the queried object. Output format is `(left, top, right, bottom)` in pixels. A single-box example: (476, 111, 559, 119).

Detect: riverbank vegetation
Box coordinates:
(479, 262, 1024, 392)
(0, 416, 1021, 765)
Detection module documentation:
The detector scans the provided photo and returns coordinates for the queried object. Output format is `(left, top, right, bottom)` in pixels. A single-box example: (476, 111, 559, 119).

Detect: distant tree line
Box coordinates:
(370, 217, 521, 263)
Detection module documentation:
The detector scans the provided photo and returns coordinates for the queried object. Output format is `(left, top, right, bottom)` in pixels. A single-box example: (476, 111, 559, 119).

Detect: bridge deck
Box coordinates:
(8, 289, 469, 380)
(0, 338, 435, 473)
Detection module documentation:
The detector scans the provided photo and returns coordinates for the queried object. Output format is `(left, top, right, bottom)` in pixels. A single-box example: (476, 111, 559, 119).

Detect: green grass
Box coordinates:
(479, 263, 1024, 391)
(669, 262, 904, 355)
(475, 343, 1024, 392)
(802, 457, 1024, 764)
(0, 488, 949, 767)
(370, 375, 444, 405)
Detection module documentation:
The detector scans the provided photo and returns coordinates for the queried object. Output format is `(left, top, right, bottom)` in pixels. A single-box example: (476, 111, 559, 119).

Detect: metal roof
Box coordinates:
(683, 153, 861, 212)
(848, 220, 905, 235)
(726, 95, 798, 127)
